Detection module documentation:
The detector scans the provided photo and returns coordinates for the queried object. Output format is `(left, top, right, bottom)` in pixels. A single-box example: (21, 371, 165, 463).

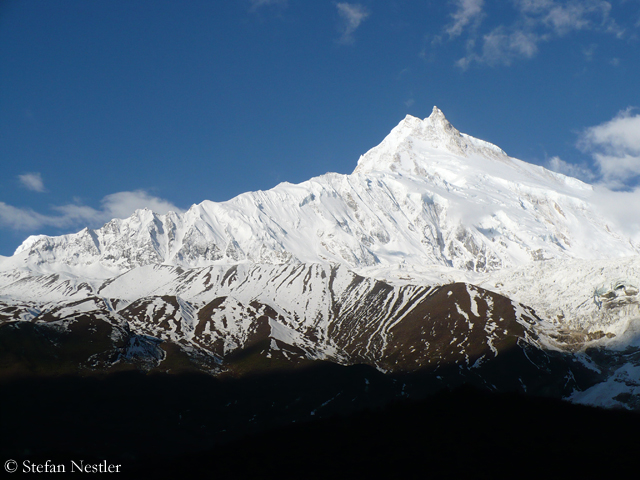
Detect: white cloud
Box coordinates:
(578, 108, 640, 187)
(0, 190, 182, 232)
(100, 191, 182, 219)
(591, 186, 640, 243)
(336, 3, 370, 45)
(546, 110, 640, 191)
(546, 156, 596, 182)
(446, 0, 485, 38)
(18, 172, 45, 192)
(580, 109, 640, 154)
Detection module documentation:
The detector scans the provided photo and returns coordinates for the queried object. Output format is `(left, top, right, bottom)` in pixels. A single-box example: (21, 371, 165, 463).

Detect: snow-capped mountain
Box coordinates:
(5, 107, 637, 278)
(2, 107, 640, 410)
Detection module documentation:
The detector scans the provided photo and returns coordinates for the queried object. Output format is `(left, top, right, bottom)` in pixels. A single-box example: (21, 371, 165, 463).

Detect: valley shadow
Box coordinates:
(0, 342, 633, 478)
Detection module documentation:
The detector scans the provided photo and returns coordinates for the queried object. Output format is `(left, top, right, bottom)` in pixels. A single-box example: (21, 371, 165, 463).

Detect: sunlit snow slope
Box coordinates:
(4, 107, 637, 277)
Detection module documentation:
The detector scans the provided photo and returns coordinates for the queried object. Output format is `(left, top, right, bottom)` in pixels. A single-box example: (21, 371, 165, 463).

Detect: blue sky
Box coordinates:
(1, 0, 639, 256)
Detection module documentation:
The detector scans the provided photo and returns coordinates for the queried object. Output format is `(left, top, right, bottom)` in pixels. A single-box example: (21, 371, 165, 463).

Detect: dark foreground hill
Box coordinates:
(2, 368, 639, 479)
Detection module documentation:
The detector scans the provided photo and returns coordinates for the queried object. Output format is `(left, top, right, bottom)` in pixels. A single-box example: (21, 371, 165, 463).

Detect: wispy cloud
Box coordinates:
(450, 0, 626, 68)
(539, 1, 602, 34)
(0, 203, 53, 230)
(457, 27, 540, 67)
(336, 3, 370, 45)
(248, 0, 287, 12)
(516, 0, 612, 26)
(0, 190, 183, 233)
(577, 107, 640, 188)
(582, 43, 597, 61)
(446, 0, 485, 38)
(18, 172, 45, 193)
(546, 156, 596, 182)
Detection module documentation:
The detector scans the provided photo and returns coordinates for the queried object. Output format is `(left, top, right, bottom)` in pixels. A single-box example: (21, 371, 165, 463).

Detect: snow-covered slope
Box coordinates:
(5, 107, 637, 278)
(2, 107, 640, 410)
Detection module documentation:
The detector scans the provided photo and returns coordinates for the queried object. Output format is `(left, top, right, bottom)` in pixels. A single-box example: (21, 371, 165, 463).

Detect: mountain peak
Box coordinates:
(425, 106, 457, 133)
(428, 105, 445, 120)
(430, 105, 443, 115)
(394, 106, 457, 137)
(353, 107, 506, 176)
